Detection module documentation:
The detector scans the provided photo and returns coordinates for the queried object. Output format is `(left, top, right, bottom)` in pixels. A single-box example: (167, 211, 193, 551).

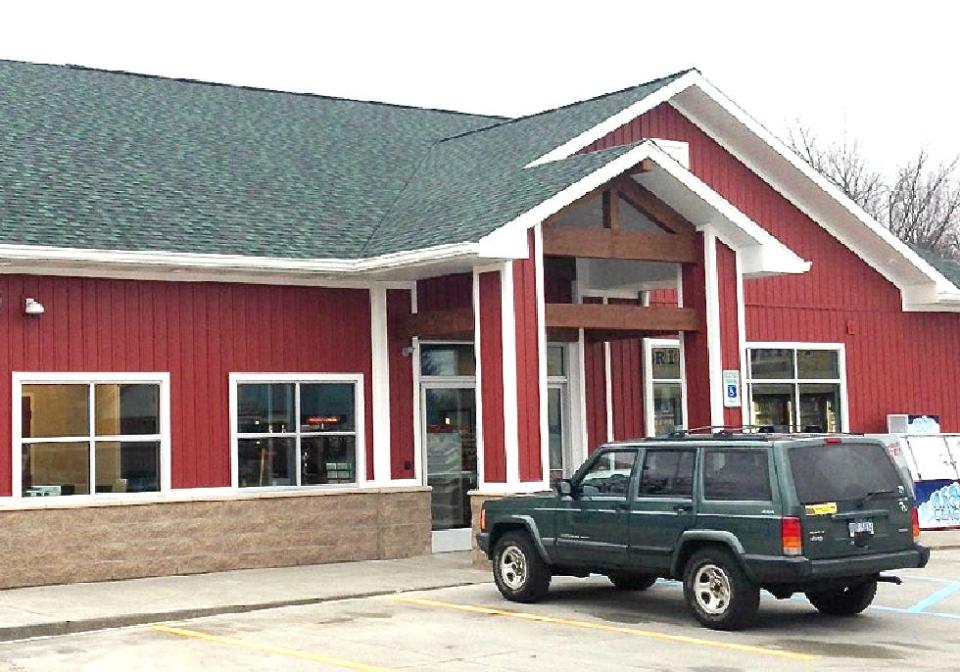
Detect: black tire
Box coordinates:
(492, 531, 551, 603)
(608, 572, 658, 591)
(806, 579, 877, 616)
(682, 547, 760, 630)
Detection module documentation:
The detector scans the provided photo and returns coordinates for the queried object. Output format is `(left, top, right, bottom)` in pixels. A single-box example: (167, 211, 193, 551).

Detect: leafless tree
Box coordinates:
(787, 125, 960, 258)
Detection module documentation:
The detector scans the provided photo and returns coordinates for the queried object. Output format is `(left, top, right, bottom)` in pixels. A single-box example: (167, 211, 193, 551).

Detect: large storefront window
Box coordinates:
(644, 340, 685, 437)
(233, 376, 360, 488)
(16, 374, 168, 497)
(746, 345, 846, 432)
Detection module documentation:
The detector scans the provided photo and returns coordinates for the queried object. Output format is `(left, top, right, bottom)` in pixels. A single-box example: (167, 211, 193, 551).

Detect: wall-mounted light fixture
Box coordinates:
(24, 298, 44, 316)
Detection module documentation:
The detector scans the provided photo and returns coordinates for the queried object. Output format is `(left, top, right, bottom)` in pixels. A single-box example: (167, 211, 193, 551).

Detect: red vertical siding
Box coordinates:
(608, 299, 644, 440)
(681, 235, 711, 429)
(387, 289, 415, 480)
(582, 297, 608, 452)
(514, 230, 543, 481)
(478, 271, 506, 483)
(716, 241, 742, 427)
(585, 102, 960, 432)
(648, 288, 678, 307)
(416, 273, 473, 312)
(0, 276, 373, 495)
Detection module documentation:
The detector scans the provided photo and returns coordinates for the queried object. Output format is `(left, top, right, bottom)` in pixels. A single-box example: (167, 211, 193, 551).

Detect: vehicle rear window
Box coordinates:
(703, 449, 772, 501)
(789, 442, 901, 504)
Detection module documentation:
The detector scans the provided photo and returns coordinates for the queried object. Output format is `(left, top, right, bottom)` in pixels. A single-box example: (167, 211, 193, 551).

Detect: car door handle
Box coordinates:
(614, 502, 630, 511)
(673, 504, 693, 514)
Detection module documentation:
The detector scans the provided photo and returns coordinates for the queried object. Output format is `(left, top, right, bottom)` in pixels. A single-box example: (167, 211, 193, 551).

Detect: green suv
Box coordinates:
(477, 433, 929, 630)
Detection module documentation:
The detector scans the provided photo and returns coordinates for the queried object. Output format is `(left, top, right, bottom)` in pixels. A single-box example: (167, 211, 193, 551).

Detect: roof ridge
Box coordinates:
(0, 58, 508, 121)
(434, 68, 699, 144)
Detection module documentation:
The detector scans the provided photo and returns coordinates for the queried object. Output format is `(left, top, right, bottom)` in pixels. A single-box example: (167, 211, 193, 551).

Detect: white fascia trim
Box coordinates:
(0, 241, 487, 280)
(526, 71, 703, 168)
(672, 76, 960, 305)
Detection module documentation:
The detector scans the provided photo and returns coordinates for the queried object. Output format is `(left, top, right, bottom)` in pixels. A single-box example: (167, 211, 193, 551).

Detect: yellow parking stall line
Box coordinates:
(152, 625, 393, 671)
(390, 596, 817, 663)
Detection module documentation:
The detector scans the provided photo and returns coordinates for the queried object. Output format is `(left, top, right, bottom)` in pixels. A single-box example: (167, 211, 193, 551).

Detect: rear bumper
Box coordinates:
(744, 544, 930, 583)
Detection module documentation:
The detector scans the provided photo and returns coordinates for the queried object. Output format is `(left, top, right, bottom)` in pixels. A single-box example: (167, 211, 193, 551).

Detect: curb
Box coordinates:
(0, 580, 485, 644)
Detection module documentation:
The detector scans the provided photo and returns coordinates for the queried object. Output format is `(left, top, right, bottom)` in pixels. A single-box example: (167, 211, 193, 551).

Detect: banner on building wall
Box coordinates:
(915, 479, 960, 530)
(898, 434, 960, 530)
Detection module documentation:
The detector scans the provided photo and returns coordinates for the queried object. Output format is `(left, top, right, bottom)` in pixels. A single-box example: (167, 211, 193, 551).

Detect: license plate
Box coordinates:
(848, 520, 875, 537)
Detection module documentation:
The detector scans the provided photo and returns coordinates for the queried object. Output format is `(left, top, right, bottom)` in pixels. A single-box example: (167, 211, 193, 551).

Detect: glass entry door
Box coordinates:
(422, 384, 477, 550)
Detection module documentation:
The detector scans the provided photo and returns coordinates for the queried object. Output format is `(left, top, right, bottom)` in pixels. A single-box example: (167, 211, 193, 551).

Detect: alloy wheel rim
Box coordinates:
(693, 563, 732, 615)
(499, 545, 527, 590)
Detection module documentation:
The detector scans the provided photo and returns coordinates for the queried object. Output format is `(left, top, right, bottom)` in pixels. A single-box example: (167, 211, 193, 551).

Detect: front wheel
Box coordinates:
(682, 547, 760, 630)
(492, 531, 551, 603)
(806, 580, 877, 616)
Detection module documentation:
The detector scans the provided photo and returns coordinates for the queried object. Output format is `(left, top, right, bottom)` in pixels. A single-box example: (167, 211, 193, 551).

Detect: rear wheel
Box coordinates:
(608, 572, 658, 591)
(682, 547, 760, 630)
(806, 579, 877, 616)
(492, 531, 551, 603)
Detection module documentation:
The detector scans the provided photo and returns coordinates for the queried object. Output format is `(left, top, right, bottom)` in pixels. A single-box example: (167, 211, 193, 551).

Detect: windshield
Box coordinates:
(789, 442, 902, 504)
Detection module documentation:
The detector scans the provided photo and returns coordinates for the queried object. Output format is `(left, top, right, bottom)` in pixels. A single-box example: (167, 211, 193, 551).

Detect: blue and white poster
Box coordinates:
(915, 479, 960, 530)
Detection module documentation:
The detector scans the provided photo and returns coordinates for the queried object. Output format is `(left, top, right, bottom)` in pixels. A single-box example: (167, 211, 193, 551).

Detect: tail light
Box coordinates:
(912, 506, 921, 542)
(782, 516, 803, 556)
(480, 507, 487, 532)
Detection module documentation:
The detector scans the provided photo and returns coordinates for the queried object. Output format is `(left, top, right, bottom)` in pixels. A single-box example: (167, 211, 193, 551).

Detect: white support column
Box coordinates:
(603, 297, 615, 443)
(501, 261, 521, 485)
(370, 286, 392, 485)
(702, 226, 725, 427)
(735, 251, 750, 428)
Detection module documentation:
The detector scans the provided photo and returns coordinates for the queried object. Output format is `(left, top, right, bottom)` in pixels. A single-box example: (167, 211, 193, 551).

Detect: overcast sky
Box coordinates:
(2, 1, 957, 176)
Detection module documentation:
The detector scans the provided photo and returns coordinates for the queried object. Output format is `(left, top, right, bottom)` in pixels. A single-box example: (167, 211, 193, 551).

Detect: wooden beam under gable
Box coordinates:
(541, 226, 698, 263)
(601, 190, 619, 230)
(404, 307, 474, 339)
(545, 303, 700, 333)
(614, 177, 696, 235)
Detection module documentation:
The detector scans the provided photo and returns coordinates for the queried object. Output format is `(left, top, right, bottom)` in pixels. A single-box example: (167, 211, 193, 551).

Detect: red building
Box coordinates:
(1, 62, 958, 586)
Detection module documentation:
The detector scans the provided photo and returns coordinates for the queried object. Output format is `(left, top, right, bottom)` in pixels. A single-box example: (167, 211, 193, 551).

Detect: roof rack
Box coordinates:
(655, 426, 866, 441)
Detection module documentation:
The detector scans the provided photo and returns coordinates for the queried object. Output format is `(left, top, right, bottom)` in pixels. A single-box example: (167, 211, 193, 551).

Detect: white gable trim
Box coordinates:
(522, 70, 960, 310)
(481, 140, 810, 277)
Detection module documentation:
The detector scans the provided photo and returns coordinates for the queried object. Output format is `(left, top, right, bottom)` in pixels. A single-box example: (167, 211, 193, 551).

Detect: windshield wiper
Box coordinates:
(863, 488, 897, 502)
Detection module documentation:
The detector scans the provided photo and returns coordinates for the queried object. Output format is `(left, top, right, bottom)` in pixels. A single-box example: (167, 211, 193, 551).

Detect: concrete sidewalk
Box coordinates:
(0, 552, 490, 643)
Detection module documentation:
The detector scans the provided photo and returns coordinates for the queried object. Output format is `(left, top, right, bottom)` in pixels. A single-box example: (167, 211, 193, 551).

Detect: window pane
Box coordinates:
(547, 345, 566, 377)
(790, 443, 901, 504)
(548, 387, 564, 483)
(703, 449, 772, 501)
(799, 383, 842, 432)
(300, 384, 355, 433)
(302, 436, 356, 485)
(651, 346, 681, 380)
(95, 384, 159, 436)
(638, 449, 695, 497)
(750, 383, 795, 432)
(95, 441, 159, 493)
(749, 349, 795, 379)
(237, 384, 295, 434)
(237, 437, 295, 487)
(22, 441, 89, 496)
(420, 344, 475, 377)
(21, 384, 88, 438)
(797, 350, 839, 379)
(578, 450, 636, 498)
(653, 383, 683, 436)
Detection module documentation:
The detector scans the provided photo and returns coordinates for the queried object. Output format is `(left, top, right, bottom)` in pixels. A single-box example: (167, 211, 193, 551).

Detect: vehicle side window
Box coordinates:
(637, 449, 695, 497)
(703, 449, 772, 501)
(578, 450, 636, 498)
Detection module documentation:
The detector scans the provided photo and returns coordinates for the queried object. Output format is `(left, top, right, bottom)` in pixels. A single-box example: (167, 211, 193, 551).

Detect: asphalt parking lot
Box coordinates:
(1, 551, 958, 671)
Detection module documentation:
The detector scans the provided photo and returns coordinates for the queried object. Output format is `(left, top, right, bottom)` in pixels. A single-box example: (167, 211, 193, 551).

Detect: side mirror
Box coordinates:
(557, 479, 575, 498)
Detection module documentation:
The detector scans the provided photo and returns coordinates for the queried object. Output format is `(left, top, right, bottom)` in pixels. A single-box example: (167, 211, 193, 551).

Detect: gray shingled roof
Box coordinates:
(0, 60, 690, 260)
(910, 245, 960, 289)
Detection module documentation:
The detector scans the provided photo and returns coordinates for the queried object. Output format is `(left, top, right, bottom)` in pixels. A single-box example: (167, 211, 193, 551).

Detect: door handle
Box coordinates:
(614, 502, 630, 511)
(673, 503, 693, 514)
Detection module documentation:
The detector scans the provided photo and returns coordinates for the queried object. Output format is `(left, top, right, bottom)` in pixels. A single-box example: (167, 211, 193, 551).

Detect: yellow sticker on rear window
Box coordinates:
(805, 502, 838, 516)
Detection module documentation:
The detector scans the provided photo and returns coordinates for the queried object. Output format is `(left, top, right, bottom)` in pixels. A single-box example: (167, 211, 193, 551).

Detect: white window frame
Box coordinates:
(546, 343, 573, 480)
(229, 373, 365, 490)
(643, 338, 688, 437)
(12, 371, 172, 502)
(744, 342, 849, 432)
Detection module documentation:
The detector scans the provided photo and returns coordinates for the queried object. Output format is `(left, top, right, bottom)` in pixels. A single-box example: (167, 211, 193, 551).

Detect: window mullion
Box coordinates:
(88, 383, 96, 496)
(294, 383, 302, 487)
